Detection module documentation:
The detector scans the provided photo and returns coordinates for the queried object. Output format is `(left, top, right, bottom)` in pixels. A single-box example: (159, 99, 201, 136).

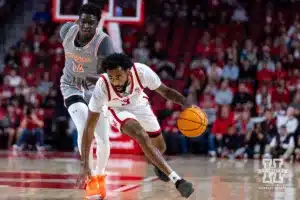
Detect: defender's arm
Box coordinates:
(59, 22, 75, 40)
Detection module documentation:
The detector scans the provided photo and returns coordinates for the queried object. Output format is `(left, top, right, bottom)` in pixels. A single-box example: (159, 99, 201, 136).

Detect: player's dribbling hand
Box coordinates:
(75, 164, 91, 189)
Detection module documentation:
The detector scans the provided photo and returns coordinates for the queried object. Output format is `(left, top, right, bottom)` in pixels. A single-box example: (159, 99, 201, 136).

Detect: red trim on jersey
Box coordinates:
(142, 96, 149, 100)
(133, 65, 144, 89)
(100, 75, 111, 101)
(111, 73, 134, 98)
(108, 107, 138, 132)
(120, 118, 138, 132)
(147, 129, 162, 138)
(108, 107, 122, 123)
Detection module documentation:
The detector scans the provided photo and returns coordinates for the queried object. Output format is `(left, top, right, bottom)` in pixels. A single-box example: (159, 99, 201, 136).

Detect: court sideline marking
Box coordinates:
(108, 176, 159, 197)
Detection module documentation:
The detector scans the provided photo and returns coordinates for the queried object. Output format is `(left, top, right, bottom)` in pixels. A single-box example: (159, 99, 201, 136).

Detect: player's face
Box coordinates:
(107, 67, 130, 93)
(78, 13, 98, 38)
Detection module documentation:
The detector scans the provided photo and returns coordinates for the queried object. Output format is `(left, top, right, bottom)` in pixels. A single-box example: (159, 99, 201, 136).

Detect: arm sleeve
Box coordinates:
(136, 64, 162, 90)
(88, 78, 108, 113)
(59, 22, 75, 40)
(97, 35, 116, 58)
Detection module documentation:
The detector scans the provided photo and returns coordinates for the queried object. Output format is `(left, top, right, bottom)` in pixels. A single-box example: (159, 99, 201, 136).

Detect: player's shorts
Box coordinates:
(108, 102, 161, 138)
(60, 83, 95, 107)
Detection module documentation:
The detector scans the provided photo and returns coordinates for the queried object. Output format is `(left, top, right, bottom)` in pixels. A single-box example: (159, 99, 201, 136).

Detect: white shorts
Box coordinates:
(108, 104, 161, 137)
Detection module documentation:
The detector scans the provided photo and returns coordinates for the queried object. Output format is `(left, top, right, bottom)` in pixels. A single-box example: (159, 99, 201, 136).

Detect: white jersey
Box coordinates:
(89, 63, 161, 112)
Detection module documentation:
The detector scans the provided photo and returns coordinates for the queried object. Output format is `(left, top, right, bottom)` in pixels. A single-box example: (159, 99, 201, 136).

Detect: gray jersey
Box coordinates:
(60, 23, 115, 101)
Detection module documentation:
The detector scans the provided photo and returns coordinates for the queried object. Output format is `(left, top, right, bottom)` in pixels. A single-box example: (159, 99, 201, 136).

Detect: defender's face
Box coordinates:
(107, 67, 130, 93)
(78, 13, 98, 37)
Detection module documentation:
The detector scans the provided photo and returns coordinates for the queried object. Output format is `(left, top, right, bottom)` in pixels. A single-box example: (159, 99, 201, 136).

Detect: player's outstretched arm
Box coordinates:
(155, 84, 188, 107)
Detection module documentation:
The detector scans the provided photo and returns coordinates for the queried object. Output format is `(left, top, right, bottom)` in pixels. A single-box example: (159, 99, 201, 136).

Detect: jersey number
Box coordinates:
(121, 98, 130, 106)
(73, 62, 84, 73)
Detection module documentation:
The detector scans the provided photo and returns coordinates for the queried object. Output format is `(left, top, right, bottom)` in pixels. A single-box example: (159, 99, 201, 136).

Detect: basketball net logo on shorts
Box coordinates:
(257, 159, 288, 184)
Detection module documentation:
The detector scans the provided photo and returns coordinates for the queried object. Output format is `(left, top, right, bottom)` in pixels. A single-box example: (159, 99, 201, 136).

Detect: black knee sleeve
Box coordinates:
(64, 95, 87, 109)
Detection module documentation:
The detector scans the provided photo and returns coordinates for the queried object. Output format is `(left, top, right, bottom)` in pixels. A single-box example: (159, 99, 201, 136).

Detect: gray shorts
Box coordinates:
(60, 83, 95, 103)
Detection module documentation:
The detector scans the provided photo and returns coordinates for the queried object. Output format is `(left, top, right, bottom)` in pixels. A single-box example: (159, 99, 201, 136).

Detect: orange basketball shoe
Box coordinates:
(85, 175, 106, 200)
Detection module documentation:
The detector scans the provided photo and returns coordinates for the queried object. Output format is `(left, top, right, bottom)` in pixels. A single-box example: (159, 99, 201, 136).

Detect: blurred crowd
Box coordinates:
(1, 0, 300, 161)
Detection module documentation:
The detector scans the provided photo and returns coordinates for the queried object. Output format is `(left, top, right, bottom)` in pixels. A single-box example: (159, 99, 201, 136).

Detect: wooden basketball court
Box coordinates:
(0, 151, 299, 200)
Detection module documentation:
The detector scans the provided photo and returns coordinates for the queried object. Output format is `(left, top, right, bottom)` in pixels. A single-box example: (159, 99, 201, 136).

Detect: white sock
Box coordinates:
(168, 171, 181, 184)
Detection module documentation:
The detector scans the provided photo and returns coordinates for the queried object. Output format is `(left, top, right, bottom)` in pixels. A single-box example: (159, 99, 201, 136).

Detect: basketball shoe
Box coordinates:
(175, 179, 194, 198)
(85, 175, 106, 200)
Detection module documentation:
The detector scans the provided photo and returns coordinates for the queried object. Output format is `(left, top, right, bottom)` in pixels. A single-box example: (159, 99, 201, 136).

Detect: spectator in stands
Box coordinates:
(274, 62, 288, 81)
(175, 62, 186, 79)
(162, 111, 188, 154)
(240, 39, 257, 66)
(236, 110, 254, 135)
(232, 82, 253, 110)
(264, 125, 295, 160)
(133, 41, 150, 64)
(293, 104, 300, 160)
(5, 69, 22, 88)
(239, 59, 256, 81)
(156, 61, 176, 80)
(209, 105, 234, 157)
(4, 47, 19, 68)
(215, 79, 233, 105)
(157, 100, 175, 124)
(244, 123, 266, 159)
(190, 54, 210, 70)
(207, 60, 222, 83)
(221, 125, 245, 159)
(271, 81, 290, 107)
(199, 92, 216, 126)
(257, 50, 275, 72)
(256, 85, 271, 109)
(276, 106, 298, 135)
(256, 60, 274, 82)
(0, 103, 16, 148)
(13, 105, 44, 152)
(43, 88, 58, 108)
(222, 57, 239, 81)
(231, 3, 248, 23)
(150, 41, 166, 64)
(38, 72, 53, 95)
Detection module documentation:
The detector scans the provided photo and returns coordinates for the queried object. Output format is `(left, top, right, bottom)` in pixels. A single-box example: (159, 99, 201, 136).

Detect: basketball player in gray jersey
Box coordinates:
(59, 3, 113, 199)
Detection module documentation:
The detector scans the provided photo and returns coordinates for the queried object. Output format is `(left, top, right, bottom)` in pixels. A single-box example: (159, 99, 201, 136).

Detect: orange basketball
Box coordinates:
(177, 107, 208, 138)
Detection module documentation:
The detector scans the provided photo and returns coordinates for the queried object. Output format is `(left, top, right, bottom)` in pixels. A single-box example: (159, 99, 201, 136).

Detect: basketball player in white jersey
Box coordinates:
(78, 53, 195, 198)
(59, 3, 114, 198)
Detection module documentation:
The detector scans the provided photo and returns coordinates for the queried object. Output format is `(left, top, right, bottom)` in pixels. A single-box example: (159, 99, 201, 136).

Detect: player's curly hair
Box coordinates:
(102, 53, 134, 71)
(79, 3, 101, 21)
